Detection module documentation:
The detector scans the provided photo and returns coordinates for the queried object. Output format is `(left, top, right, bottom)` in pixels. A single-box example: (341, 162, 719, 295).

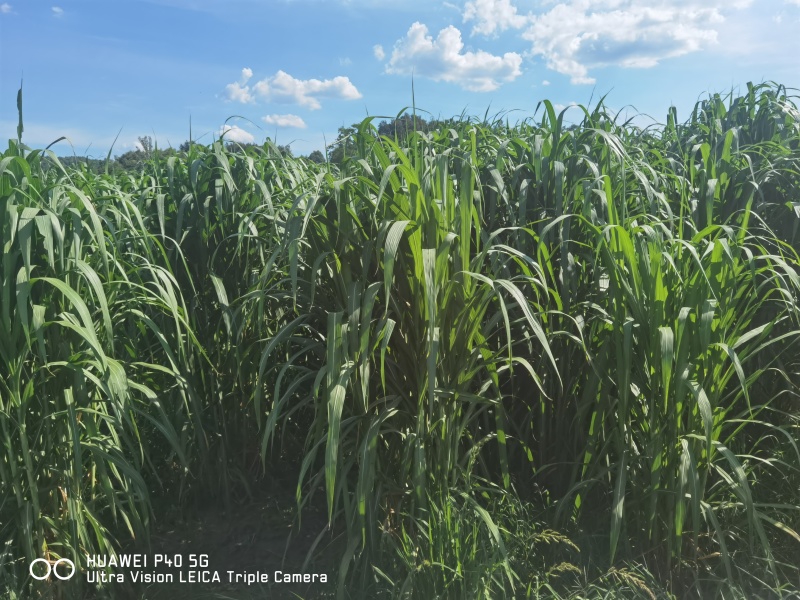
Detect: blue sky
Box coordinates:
(1, 0, 799, 158)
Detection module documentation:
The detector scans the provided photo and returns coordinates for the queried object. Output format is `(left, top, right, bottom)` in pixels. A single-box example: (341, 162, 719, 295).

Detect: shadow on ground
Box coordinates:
(134, 468, 340, 599)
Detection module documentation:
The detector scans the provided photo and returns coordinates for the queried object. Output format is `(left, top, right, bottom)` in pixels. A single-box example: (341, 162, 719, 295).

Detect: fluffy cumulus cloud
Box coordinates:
(51, 5, 63, 17)
(253, 71, 361, 109)
(554, 101, 578, 111)
(225, 69, 361, 110)
(262, 114, 307, 128)
(386, 22, 523, 92)
(463, 0, 527, 36)
(218, 125, 255, 144)
(224, 67, 255, 103)
(0, 4, 11, 14)
(522, 0, 748, 84)
(373, 44, 386, 60)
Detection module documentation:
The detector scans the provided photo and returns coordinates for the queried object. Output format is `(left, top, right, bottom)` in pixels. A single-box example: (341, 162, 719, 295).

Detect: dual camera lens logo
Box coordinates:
(29, 558, 76, 581)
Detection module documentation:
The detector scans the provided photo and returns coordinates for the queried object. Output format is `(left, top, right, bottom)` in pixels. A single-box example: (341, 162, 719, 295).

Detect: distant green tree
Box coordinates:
(112, 136, 179, 171)
(327, 125, 359, 164)
(307, 150, 325, 164)
(115, 148, 145, 171)
(44, 155, 109, 175)
(377, 114, 430, 141)
(327, 115, 458, 164)
(138, 135, 153, 156)
(224, 141, 259, 153)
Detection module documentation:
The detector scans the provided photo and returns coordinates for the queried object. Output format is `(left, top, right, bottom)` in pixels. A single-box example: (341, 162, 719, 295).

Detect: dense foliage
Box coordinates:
(2, 82, 800, 599)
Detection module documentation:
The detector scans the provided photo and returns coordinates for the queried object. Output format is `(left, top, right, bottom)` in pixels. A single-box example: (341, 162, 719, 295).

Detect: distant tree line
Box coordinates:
(325, 114, 463, 164)
(43, 135, 296, 175)
(42, 116, 455, 174)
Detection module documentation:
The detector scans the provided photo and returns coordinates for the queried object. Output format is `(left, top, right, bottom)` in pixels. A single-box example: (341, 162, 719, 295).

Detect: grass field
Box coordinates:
(2, 82, 800, 599)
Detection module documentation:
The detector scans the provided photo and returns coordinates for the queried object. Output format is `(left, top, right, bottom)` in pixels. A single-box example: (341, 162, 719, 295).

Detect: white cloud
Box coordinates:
(463, 0, 527, 36)
(225, 83, 253, 103)
(262, 114, 307, 128)
(541, 79, 550, 86)
(0, 4, 12, 14)
(522, 1, 746, 85)
(224, 67, 255, 103)
(553, 102, 578, 111)
(251, 70, 361, 110)
(224, 68, 360, 110)
(218, 125, 255, 144)
(386, 22, 522, 92)
(373, 44, 386, 60)
(51, 6, 63, 17)
(339, 57, 352, 66)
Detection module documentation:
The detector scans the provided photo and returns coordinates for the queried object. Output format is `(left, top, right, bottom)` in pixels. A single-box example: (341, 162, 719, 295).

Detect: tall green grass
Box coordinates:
(1, 82, 799, 599)
(0, 138, 203, 593)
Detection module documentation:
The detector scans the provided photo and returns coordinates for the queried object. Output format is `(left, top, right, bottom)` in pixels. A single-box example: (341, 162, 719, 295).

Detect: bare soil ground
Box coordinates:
(131, 466, 340, 599)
